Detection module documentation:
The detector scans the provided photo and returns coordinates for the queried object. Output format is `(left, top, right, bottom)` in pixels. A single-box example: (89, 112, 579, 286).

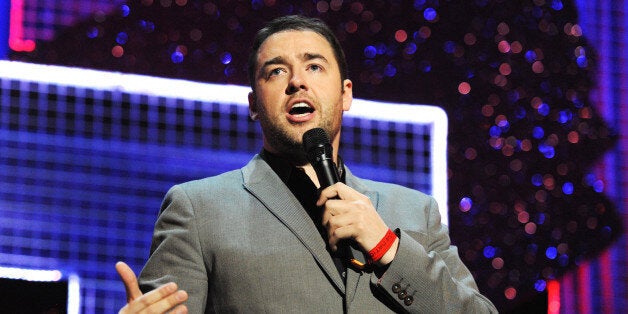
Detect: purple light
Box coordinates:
(459, 197, 473, 212)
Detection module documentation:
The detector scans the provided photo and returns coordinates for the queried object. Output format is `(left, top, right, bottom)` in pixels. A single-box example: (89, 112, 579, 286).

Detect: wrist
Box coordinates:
(368, 228, 399, 266)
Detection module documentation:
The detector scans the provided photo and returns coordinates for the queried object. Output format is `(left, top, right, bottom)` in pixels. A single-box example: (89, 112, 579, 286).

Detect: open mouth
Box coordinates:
(289, 102, 314, 116)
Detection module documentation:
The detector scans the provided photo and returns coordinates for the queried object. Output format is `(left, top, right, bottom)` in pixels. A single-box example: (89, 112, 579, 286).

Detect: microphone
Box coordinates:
(302, 128, 368, 269)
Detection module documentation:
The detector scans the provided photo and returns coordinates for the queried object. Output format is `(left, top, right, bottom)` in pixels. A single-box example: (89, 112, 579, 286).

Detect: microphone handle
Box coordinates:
(313, 159, 369, 269)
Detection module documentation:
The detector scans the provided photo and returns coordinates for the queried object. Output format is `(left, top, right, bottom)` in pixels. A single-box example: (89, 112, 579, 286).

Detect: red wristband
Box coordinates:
(368, 229, 397, 263)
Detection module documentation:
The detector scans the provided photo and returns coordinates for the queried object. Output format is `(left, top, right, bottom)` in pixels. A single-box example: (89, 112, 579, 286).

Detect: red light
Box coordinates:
(9, 0, 36, 52)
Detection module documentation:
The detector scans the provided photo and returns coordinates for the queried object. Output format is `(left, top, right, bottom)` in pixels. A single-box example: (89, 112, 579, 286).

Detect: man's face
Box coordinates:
(248, 30, 352, 163)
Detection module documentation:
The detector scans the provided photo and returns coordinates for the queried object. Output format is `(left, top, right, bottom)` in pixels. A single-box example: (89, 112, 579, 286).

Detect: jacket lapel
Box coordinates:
(241, 155, 346, 293)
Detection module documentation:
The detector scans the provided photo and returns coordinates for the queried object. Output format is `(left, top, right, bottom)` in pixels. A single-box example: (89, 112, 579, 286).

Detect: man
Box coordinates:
(117, 15, 497, 313)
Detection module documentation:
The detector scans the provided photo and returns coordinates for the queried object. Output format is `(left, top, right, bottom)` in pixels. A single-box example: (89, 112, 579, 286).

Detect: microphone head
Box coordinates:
(302, 128, 333, 164)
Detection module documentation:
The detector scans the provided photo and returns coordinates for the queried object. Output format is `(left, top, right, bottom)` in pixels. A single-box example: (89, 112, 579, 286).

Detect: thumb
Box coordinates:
(115, 261, 143, 303)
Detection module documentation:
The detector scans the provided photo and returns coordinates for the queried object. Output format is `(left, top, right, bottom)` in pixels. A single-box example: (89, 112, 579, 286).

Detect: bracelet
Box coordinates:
(368, 229, 397, 263)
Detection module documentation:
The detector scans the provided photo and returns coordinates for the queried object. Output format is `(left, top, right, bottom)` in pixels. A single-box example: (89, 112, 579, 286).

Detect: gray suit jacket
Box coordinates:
(139, 155, 497, 313)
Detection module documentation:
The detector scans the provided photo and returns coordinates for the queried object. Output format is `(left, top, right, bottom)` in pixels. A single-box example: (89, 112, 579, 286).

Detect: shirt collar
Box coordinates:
(259, 149, 346, 184)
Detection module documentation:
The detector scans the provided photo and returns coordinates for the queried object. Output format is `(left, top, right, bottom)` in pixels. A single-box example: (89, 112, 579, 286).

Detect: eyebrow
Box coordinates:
(259, 53, 330, 73)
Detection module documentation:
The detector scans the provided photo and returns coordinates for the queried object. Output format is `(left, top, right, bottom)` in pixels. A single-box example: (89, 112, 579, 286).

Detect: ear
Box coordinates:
(248, 91, 259, 121)
(342, 79, 353, 111)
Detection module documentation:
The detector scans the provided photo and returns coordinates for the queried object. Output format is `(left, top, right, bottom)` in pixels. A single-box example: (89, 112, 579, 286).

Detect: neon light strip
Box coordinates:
(67, 274, 81, 314)
(0, 265, 62, 281)
(8, 0, 35, 52)
(547, 280, 560, 314)
(0, 60, 449, 225)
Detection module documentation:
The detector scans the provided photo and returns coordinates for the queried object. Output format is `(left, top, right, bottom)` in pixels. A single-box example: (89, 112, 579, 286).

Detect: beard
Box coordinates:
(257, 109, 340, 166)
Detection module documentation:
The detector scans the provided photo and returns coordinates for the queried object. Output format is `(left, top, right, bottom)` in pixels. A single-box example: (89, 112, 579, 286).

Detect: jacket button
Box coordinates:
(398, 290, 408, 299)
(404, 295, 414, 306)
(392, 283, 401, 293)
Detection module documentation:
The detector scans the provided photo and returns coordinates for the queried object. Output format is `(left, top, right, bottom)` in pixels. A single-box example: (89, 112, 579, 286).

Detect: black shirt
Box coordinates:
(259, 149, 348, 280)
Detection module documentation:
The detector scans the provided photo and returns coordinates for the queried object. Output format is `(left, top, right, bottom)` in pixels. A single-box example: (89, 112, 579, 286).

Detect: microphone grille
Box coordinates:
(302, 128, 332, 162)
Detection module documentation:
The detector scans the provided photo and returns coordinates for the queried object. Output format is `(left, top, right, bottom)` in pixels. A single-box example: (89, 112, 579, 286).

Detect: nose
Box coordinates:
(286, 70, 307, 94)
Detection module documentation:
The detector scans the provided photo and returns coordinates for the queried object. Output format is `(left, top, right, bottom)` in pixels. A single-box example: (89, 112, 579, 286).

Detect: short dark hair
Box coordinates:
(247, 15, 348, 90)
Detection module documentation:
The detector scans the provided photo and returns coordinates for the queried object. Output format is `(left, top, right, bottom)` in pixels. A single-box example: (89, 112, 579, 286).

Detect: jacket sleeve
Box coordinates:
(371, 197, 498, 313)
(138, 184, 209, 313)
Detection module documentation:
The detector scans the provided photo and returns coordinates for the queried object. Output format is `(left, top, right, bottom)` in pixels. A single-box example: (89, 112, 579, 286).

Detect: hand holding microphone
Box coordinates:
(302, 128, 398, 268)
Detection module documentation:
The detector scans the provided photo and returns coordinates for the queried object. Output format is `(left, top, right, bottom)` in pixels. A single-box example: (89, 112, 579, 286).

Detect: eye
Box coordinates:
(268, 67, 285, 77)
(308, 64, 323, 72)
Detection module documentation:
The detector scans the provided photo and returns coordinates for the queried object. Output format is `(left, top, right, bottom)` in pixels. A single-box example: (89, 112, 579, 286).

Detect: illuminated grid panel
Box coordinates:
(0, 61, 447, 312)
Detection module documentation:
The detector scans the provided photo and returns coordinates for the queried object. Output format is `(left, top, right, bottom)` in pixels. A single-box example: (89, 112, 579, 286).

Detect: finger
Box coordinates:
(115, 261, 143, 302)
(316, 185, 339, 206)
(125, 282, 186, 313)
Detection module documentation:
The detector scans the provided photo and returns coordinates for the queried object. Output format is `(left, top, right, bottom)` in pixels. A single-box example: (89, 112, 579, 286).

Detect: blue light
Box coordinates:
(545, 246, 558, 259)
(404, 42, 417, 55)
(514, 106, 527, 119)
(419, 60, 431, 72)
(443, 41, 456, 53)
(558, 254, 569, 266)
(537, 102, 550, 116)
(532, 126, 544, 139)
(525, 50, 537, 63)
(424, 8, 438, 21)
(86, 27, 99, 39)
(538, 143, 555, 158)
(384, 64, 397, 77)
(483, 246, 497, 258)
(171, 51, 184, 63)
(593, 179, 604, 192)
(576, 55, 588, 68)
(139, 20, 155, 33)
(558, 110, 572, 124)
(534, 279, 547, 292)
(562, 182, 574, 195)
(220, 52, 232, 65)
(364, 45, 377, 58)
(413, 0, 426, 10)
(251, 0, 264, 10)
(531, 174, 543, 186)
(116, 32, 129, 45)
(376, 43, 387, 55)
(489, 125, 502, 137)
(475, 0, 489, 7)
(120, 4, 130, 17)
(537, 213, 546, 225)
(551, 0, 564, 11)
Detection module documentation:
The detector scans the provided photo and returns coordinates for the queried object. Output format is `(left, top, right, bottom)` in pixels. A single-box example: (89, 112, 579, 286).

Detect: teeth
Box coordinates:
(289, 102, 314, 115)
(291, 102, 310, 109)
